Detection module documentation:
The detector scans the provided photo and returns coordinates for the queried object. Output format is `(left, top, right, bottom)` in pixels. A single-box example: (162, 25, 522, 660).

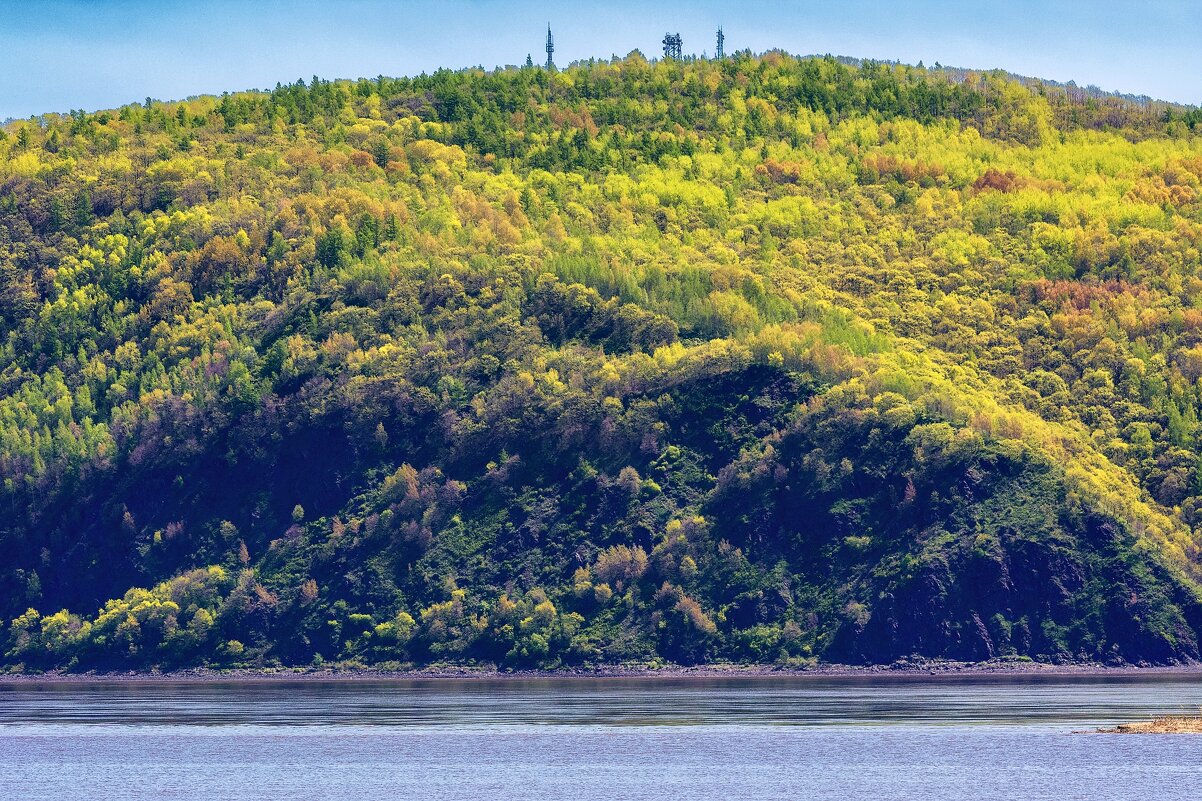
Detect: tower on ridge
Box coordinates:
(546, 25, 555, 69)
(662, 32, 683, 60)
(716, 27, 725, 60)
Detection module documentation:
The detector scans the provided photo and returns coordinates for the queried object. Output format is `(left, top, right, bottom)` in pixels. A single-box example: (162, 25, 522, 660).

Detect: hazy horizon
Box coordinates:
(1, 0, 1199, 120)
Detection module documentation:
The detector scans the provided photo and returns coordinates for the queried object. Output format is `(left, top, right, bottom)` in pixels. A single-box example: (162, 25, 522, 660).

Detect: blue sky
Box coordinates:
(1, 0, 1198, 119)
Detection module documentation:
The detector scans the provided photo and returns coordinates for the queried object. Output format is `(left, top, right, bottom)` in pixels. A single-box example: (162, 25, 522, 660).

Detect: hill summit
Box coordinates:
(3, 53, 1202, 671)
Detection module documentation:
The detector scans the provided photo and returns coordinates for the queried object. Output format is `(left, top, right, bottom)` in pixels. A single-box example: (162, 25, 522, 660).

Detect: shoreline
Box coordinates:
(4, 660, 1202, 683)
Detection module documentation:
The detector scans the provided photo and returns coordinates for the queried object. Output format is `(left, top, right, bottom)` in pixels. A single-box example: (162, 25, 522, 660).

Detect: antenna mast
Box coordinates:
(716, 27, 725, 60)
(545, 25, 555, 69)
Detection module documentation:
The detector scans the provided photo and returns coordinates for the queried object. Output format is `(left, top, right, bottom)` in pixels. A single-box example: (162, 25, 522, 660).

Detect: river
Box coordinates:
(1, 673, 1199, 800)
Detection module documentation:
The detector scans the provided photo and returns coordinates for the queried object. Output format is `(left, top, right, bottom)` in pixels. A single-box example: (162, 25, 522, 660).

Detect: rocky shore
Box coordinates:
(3, 658, 1202, 683)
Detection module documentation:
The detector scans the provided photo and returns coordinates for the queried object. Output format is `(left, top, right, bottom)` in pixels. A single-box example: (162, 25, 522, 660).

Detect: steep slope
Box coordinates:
(2, 53, 1201, 670)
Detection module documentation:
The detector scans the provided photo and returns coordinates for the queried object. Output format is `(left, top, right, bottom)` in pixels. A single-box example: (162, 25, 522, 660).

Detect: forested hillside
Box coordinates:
(3, 52, 1202, 671)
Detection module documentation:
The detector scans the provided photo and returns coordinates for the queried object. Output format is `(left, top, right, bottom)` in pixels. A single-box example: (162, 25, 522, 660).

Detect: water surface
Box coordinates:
(1, 674, 1199, 800)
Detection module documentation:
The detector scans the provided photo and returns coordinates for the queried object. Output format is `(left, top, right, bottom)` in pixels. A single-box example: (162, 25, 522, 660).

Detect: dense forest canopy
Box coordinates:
(2, 52, 1202, 671)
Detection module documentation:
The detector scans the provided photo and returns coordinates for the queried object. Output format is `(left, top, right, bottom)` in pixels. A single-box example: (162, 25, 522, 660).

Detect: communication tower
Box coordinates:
(546, 25, 555, 69)
(716, 27, 725, 60)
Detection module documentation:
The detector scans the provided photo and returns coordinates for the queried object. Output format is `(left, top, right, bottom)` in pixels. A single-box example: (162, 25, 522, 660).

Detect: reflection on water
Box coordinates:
(0, 675, 1200, 801)
(2, 673, 1200, 728)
